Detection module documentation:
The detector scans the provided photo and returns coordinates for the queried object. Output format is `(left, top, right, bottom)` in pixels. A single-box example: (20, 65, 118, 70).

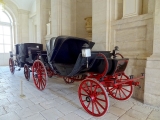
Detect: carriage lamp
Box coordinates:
(82, 43, 91, 68)
(113, 46, 119, 58)
(114, 46, 119, 53)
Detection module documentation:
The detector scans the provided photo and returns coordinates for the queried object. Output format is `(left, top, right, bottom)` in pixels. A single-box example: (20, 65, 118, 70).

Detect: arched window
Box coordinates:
(0, 11, 12, 53)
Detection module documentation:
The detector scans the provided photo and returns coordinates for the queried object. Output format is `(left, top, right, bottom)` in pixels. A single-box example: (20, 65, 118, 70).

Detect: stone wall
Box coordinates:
(111, 14, 154, 100)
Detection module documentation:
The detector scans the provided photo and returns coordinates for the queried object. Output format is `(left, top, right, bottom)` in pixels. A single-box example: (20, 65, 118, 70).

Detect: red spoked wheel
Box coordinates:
(63, 74, 86, 84)
(46, 66, 53, 78)
(106, 74, 133, 100)
(32, 60, 48, 90)
(24, 64, 30, 81)
(9, 58, 15, 74)
(78, 79, 109, 117)
(74, 74, 87, 80)
(63, 77, 74, 84)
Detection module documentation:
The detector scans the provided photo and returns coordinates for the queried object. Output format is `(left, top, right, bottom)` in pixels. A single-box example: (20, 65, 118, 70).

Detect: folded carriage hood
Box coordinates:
(46, 36, 95, 62)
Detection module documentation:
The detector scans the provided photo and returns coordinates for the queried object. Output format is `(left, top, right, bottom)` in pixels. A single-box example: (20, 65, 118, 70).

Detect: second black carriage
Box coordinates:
(9, 43, 43, 80)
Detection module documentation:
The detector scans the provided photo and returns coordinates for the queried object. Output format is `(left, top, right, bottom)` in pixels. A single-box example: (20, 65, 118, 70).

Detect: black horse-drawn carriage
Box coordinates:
(9, 43, 43, 80)
(30, 36, 144, 117)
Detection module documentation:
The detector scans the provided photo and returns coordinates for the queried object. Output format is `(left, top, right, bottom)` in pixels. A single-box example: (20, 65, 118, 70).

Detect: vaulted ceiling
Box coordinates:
(10, 0, 35, 11)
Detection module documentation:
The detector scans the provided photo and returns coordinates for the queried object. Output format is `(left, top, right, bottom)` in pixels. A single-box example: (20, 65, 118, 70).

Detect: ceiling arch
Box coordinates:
(10, 0, 36, 11)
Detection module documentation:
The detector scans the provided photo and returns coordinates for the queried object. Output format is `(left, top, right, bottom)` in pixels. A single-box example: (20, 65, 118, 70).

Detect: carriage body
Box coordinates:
(9, 43, 43, 80)
(31, 36, 144, 117)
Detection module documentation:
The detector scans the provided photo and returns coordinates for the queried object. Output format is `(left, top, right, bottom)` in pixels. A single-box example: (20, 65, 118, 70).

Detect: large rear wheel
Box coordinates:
(32, 60, 48, 90)
(78, 79, 109, 117)
(9, 58, 15, 74)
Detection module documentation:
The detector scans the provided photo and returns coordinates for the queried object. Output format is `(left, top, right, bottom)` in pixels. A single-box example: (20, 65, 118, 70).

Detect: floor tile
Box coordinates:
(126, 109, 148, 120)
(0, 66, 160, 120)
(58, 112, 84, 120)
(0, 106, 6, 116)
(22, 113, 46, 120)
(0, 112, 20, 120)
(148, 110, 160, 120)
(40, 108, 64, 120)
(119, 114, 139, 120)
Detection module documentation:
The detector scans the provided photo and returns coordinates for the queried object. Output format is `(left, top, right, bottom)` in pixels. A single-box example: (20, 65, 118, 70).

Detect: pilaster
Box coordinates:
(144, 0, 160, 106)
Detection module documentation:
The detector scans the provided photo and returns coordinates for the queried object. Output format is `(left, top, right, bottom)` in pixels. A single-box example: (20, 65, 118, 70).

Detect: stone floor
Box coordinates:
(0, 66, 159, 120)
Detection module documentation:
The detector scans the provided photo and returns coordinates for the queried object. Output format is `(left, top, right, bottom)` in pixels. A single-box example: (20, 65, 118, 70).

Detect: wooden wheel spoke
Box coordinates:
(95, 102, 100, 114)
(90, 81, 92, 94)
(96, 98, 106, 102)
(80, 93, 88, 97)
(119, 89, 122, 98)
(96, 91, 104, 96)
(92, 101, 94, 113)
(41, 81, 45, 89)
(87, 101, 91, 108)
(84, 82, 90, 92)
(109, 87, 116, 92)
(93, 85, 98, 94)
(81, 87, 89, 94)
(37, 80, 40, 88)
(114, 89, 118, 97)
(120, 89, 127, 97)
(95, 99, 105, 110)
(122, 87, 130, 93)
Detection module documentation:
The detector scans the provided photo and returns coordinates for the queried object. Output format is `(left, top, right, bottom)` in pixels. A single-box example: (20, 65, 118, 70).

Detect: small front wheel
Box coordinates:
(32, 60, 48, 90)
(24, 64, 30, 81)
(107, 74, 133, 100)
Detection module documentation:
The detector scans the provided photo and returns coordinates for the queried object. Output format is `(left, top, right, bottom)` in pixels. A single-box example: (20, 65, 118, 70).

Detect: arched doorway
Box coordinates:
(0, 10, 13, 65)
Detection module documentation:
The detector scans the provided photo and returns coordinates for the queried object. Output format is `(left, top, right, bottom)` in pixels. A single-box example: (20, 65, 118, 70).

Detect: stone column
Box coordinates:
(51, 0, 76, 37)
(92, 0, 117, 51)
(92, 0, 112, 51)
(144, 0, 160, 106)
(123, 0, 142, 18)
(36, 0, 51, 49)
